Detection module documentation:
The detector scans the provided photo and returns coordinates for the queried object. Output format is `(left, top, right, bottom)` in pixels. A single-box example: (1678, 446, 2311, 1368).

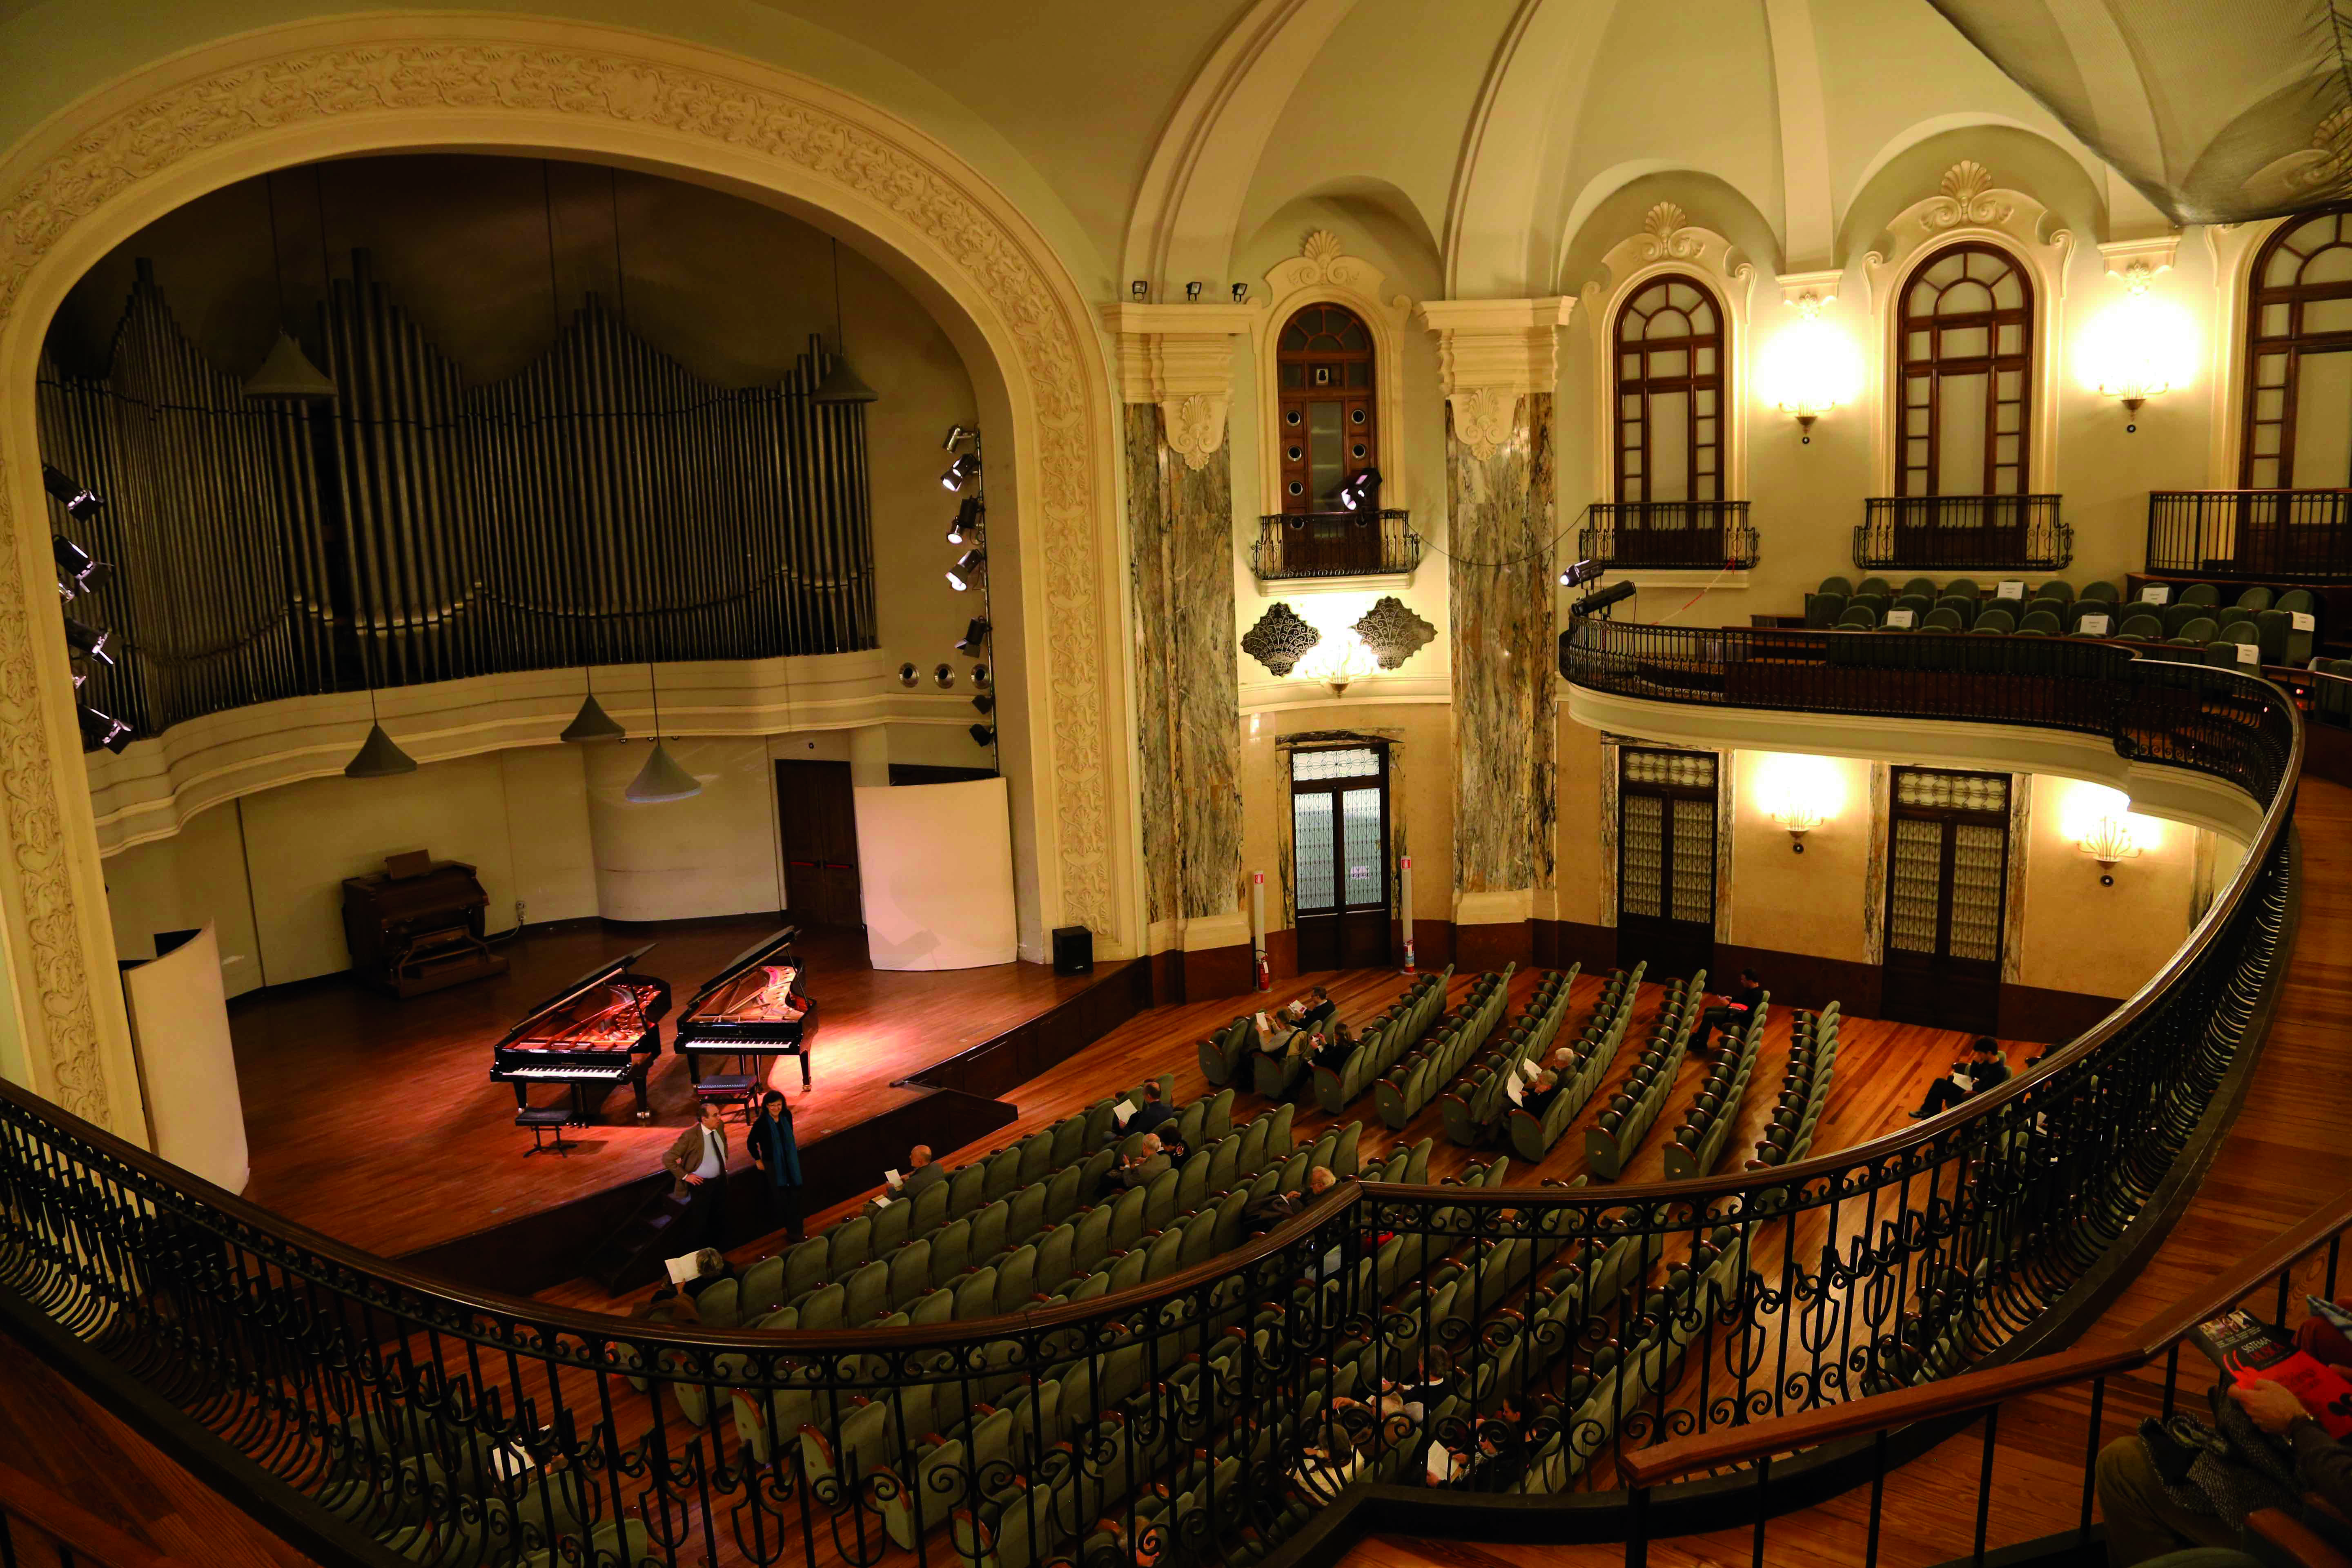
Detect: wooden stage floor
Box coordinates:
(230, 918, 1105, 1258)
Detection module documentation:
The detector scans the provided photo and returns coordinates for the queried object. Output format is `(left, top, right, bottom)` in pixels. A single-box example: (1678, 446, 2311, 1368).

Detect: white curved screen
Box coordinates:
(853, 777, 1017, 970)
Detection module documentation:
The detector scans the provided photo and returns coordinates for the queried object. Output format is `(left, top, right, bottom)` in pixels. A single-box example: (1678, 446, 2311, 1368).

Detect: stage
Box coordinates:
(229, 917, 1130, 1263)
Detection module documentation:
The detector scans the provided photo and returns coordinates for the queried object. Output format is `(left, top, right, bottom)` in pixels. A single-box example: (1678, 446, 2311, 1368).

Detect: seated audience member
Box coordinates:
(2096, 1324, 2352, 1566)
(1111, 1134, 1171, 1191)
(1690, 969, 1764, 1055)
(1519, 1067, 1563, 1118)
(1245, 1165, 1336, 1232)
(1283, 985, 1332, 1024)
(1910, 1037, 2011, 1119)
(897, 1144, 945, 1197)
(1312, 1024, 1355, 1072)
(1129, 1080, 1177, 1138)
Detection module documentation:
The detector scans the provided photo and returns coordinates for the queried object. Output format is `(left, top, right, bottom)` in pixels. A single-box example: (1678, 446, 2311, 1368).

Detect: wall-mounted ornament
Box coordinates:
(1637, 201, 1704, 263)
(1352, 596, 1435, 670)
(1241, 602, 1321, 677)
(1922, 160, 2013, 233)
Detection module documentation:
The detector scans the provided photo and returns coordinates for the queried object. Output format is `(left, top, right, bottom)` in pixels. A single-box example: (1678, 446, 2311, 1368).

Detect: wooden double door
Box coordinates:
(1881, 766, 2011, 1035)
(1617, 748, 1718, 979)
(774, 760, 862, 928)
(1291, 744, 1392, 971)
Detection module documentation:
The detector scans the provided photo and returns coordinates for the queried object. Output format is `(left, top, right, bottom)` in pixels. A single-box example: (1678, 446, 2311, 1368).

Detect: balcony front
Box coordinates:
(2147, 488, 2352, 581)
(1580, 500, 1756, 571)
(1853, 493, 2070, 571)
(1251, 509, 1420, 582)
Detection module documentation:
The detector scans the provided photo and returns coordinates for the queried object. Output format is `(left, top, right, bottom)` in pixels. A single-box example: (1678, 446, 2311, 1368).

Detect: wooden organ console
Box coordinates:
(341, 858, 508, 998)
(489, 946, 673, 1124)
(672, 927, 815, 1089)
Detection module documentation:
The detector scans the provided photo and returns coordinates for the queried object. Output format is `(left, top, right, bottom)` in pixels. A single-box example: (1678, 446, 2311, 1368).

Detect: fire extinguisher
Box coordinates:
(1255, 952, 1272, 991)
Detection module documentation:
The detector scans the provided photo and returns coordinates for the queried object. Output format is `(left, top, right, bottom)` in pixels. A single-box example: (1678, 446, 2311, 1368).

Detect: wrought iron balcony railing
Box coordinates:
(1580, 500, 1757, 570)
(2147, 488, 2352, 581)
(1252, 509, 1419, 579)
(1854, 494, 2071, 571)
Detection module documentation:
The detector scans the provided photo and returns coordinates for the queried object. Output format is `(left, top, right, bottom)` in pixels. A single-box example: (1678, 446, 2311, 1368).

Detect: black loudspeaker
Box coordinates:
(1051, 925, 1093, 976)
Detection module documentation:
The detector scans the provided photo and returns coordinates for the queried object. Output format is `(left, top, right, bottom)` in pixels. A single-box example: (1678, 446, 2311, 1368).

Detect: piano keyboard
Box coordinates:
(500, 1065, 630, 1081)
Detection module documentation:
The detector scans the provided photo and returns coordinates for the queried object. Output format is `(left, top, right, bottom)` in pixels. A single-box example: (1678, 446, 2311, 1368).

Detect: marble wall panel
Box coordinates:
(1448, 392, 1558, 896)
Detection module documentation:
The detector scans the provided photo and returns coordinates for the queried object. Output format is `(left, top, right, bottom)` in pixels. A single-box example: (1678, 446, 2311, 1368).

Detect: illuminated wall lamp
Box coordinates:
(1296, 635, 1376, 698)
(2076, 814, 2140, 886)
(1768, 800, 1824, 853)
(2083, 262, 2192, 434)
(1760, 291, 1859, 445)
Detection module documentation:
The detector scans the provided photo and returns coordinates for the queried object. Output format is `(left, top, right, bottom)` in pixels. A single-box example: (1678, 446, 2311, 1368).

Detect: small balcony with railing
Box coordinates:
(2146, 488, 2352, 581)
(1250, 509, 1419, 582)
(1580, 500, 1757, 571)
(1853, 493, 2071, 571)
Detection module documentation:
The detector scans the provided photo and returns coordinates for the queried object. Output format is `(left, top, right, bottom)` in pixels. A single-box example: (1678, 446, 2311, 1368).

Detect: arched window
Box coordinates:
(1896, 243, 2033, 496)
(2243, 207, 2352, 487)
(1613, 275, 1724, 503)
(1276, 304, 1376, 513)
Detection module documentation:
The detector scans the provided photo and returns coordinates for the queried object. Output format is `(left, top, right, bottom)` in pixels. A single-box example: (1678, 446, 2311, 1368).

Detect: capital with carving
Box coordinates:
(1100, 303, 1256, 470)
(1417, 297, 1574, 460)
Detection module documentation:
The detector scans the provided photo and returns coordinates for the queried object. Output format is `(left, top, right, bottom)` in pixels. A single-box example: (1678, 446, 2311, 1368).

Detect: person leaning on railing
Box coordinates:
(2096, 1306, 2352, 1566)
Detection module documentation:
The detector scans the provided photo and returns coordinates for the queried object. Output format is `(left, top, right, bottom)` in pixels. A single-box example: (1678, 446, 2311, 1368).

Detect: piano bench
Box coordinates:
(516, 1105, 575, 1157)
(693, 1073, 761, 1117)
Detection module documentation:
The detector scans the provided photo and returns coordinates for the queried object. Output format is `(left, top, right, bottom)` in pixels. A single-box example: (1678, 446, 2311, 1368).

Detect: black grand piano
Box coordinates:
(671, 927, 815, 1089)
(490, 946, 673, 1124)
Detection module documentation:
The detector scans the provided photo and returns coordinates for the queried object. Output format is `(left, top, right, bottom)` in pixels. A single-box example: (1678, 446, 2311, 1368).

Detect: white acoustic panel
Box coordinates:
(853, 777, 1017, 970)
(123, 924, 249, 1193)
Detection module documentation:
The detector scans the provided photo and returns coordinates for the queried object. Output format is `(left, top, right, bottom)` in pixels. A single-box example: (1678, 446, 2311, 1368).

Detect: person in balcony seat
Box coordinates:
(2096, 1370, 2352, 1566)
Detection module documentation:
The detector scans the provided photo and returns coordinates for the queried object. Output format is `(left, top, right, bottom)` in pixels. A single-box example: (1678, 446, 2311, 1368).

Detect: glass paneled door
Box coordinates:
(1292, 746, 1391, 971)
(1882, 767, 2011, 1034)
(1617, 748, 1717, 979)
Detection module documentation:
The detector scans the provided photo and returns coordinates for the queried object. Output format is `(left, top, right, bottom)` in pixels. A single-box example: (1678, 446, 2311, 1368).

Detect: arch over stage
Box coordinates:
(0, 16, 1136, 1142)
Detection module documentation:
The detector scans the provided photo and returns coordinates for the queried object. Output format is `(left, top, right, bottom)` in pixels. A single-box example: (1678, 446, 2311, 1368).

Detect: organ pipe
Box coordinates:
(34, 252, 878, 745)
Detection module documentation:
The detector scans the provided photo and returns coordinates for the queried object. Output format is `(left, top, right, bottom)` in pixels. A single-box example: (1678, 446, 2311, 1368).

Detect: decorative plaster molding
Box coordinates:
(2097, 234, 2180, 278)
(0, 21, 1131, 1127)
(1098, 301, 1256, 469)
(1352, 595, 1436, 670)
(1240, 602, 1320, 677)
(1576, 218, 1755, 501)
(1637, 202, 1704, 262)
(2201, 219, 2283, 486)
(1255, 232, 1414, 513)
(1776, 268, 1843, 308)
(1417, 296, 1573, 460)
(1862, 163, 2075, 493)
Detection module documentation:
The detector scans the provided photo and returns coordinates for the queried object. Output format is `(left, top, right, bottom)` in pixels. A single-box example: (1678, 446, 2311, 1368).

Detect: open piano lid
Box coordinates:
(492, 943, 660, 1049)
(684, 927, 802, 1011)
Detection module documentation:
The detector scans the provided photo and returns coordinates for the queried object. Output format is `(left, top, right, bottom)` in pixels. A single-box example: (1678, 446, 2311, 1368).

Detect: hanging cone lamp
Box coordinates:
(245, 330, 339, 400)
(811, 238, 880, 405)
(625, 663, 701, 802)
(562, 692, 625, 742)
(345, 719, 417, 778)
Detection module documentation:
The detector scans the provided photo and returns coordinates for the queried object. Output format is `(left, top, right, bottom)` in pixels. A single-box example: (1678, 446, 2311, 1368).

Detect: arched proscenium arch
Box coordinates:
(0, 17, 1131, 1137)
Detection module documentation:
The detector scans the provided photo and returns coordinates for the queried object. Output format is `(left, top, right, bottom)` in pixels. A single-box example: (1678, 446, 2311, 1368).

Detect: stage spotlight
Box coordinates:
(942, 424, 976, 450)
(1335, 467, 1383, 512)
(972, 693, 995, 715)
(1131, 280, 1149, 301)
(1570, 580, 1638, 619)
(1231, 283, 1250, 304)
(78, 703, 132, 754)
(1185, 282, 1203, 302)
(1558, 557, 1604, 590)
(40, 463, 105, 521)
(956, 617, 991, 653)
(940, 452, 981, 492)
(53, 535, 111, 596)
(946, 497, 983, 545)
(62, 613, 114, 667)
(947, 547, 986, 592)
(969, 722, 996, 747)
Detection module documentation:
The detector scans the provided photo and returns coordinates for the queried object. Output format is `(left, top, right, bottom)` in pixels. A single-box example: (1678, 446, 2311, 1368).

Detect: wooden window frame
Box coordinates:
(2241, 206, 2352, 489)
(1288, 744, 1390, 918)
(1612, 274, 1726, 505)
(1895, 243, 2035, 498)
(1275, 304, 1378, 515)
(1882, 766, 2010, 969)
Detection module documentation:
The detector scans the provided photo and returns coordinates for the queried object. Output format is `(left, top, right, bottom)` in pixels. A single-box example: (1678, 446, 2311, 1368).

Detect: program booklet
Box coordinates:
(2191, 1307, 2352, 1437)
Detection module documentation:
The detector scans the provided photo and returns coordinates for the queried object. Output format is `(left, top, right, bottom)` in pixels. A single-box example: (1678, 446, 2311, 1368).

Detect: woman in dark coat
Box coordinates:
(747, 1090, 804, 1241)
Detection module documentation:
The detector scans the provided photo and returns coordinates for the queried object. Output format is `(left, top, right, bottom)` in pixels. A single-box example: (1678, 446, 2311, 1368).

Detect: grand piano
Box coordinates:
(489, 946, 673, 1124)
(671, 927, 815, 1089)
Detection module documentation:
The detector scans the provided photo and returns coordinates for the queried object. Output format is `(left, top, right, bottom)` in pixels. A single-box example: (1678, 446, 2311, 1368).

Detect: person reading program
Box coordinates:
(1690, 969, 1763, 1055)
(1910, 1037, 2011, 1119)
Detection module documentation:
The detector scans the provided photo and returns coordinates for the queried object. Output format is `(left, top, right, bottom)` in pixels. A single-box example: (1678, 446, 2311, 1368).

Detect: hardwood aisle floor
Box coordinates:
(1346, 777, 2352, 1568)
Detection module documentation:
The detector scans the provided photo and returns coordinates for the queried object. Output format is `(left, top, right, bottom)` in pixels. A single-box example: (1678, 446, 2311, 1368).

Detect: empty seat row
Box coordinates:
(1501, 964, 1650, 1161)
(1438, 964, 1582, 1146)
(1584, 980, 1730, 1181)
(1372, 964, 1513, 1127)
(1662, 993, 1773, 1180)
(1748, 1006, 1841, 1172)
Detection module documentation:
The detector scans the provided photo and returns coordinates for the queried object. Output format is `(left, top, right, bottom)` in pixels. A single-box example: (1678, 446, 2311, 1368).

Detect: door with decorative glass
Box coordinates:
(1882, 767, 2011, 1035)
(1291, 745, 1391, 972)
(1617, 748, 1717, 979)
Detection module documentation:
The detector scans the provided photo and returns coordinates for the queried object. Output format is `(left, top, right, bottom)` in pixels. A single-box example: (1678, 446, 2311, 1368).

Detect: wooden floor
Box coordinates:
(1346, 776, 2352, 1568)
(231, 918, 1102, 1258)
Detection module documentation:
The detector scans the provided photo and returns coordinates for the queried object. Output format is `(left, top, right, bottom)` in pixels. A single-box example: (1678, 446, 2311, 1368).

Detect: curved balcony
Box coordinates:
(1251, 510, 1420, 581)
(0, 621, 2301, 1567)
(1580, 500, 1757, 570)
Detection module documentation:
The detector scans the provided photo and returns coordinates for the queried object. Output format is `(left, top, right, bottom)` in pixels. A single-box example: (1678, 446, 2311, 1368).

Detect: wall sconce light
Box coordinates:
(2062, 782, 2153, 885)
(2080, 262, 2194, 434)
(1756, 753, 1842, 853)
(2076, 815, 2139, 885)
(1295, 634, 1376, 697)
(1759, 292, 1860, 444)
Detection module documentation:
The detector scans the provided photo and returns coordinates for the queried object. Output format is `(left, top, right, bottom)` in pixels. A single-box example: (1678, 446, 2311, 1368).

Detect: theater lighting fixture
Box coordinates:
(811, 238, 882, 405)
(1130, 280, 1149, 301)
(1569, 580, 1637, 619)
(1756, 753, 1844, 854)
(1185, 282, 1203, 302)
(343, 719, 418, 778)
(62, 614, 114, 667)
(1557, 557, 1604, 590)
(941, 452, 981, 493)
(1759, 290, 1860, 443)
(946, 498, 983, 545)
(942, 424, 976, 451)
(956, 617, 991, 653)
(559, 667, 625, 743)
(969, 722, 996, 747)
(1232, 283, 1250, 304)
(40, 463, 105, 521)
(244, 172, 338, 400)
(624, 664, 702, 803)
(78, 703, 132, 754)
(972, 693, 995, 715)
(947, 548, 986, 591)
(2081, 262, 2194, 433)
(2062, 783, 2152, 885)
(1334, 467, 1383, 513)
(53, 535, 111, 597)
